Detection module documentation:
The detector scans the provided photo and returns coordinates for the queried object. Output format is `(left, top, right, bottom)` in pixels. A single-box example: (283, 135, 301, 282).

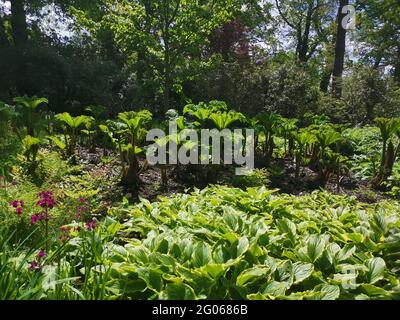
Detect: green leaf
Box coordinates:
(160, 283, 197, 300)
(298, 234, 327, 263)
(193, 243, 212, 267)
(293, 262, 314, 284)
(236, 267, 271, 287)
(361, 284, 392, 298)
(320, 284, 340, 300)
(365, 257, 386, 284)
(236, 237, 249, 257)
(263, 281, 290, 296)
(137, 268, 163, 292)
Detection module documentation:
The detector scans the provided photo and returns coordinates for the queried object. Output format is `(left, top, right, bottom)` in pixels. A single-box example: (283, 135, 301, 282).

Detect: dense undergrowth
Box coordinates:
(1, 184, 399, 300)
(1, 98, 399, 300)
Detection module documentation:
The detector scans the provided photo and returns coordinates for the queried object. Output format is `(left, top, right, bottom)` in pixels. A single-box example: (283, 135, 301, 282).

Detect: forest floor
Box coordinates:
(77, 147, 392, 206)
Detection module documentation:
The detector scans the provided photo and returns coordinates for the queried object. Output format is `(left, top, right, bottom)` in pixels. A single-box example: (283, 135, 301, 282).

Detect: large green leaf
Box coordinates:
(365, 257, 386, 284)
(236, 267, 271, 287)
(293, 262, 314, 284)
(193, 243, 212, 267)
(160, 283, 197, 300)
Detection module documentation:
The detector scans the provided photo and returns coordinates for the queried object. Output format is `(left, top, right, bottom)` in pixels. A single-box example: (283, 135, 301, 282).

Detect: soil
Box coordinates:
(76, 147, 395, 206)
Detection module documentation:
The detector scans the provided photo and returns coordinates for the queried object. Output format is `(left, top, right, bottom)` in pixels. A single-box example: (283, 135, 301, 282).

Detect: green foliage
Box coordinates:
(228, 169, 269, 188)
(100, 110, 153, 185)
(0, 102, 20, 178)
(372, 118, 400, 187)
(13, 96, 48, 137)
(54, 112, 93, 156)
(105, 186, 400, 300)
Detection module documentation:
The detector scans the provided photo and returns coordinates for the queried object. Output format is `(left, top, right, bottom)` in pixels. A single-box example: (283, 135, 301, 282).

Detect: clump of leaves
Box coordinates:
(106, 186, 400, 300)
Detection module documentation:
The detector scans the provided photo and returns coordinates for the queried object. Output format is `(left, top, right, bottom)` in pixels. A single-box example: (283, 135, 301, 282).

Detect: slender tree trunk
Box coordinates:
(394, 44, 400, 84)
(10, 0, 28, 95)
(162, 0, 171, 114)
(332, 0, 349, 99)
(10, 0, 28, 46)
(320, 68, 333, 93)
(298, 3, 313, 63)
(320, 41, 336, 93)
(136, 0, 152, 107)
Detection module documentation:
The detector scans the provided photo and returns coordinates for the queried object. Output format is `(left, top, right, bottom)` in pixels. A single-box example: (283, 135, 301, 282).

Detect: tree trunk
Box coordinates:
(10, 0, 28, 46)
(162, 0, 172, 114)
(394, 44, 400, 84)
(298, 3, 313, 63)
(320, 68, 333, 93)
(332, 0, 349, 99)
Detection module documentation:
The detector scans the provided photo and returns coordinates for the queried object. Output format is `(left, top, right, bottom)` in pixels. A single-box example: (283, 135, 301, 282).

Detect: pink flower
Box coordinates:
(36, 191, 56, 209)
(79, 198, 88, 203)
(28, 261, 40, 270)
(30, 214, 39, 225)
(85, 219, 97, 231)
(10, 200, 18, 208)
(10, 200, 24, 215)
(37, 250, 46, 259)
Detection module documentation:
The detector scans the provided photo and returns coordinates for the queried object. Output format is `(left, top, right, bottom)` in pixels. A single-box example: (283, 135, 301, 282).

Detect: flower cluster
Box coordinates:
(10, 200, 24, 216)
(59, 225, 81, 242)
(76, 197, 89, 220)
(28, 250, 46, 271)
(84, 219, 97, 231)
(30, 212, 49, 225)
(37, 191, 56, 209)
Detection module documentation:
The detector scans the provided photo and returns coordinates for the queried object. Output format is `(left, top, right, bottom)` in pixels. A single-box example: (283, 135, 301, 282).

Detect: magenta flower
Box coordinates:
(30, 212, 50, 225)
(30, 214, 39, 225)
(84, 219, 97, 231)
(10, 200, 24, 215)
(37, 250, 46, 259)
(28, 261, 40, 270)
(36, 191, 56, 209)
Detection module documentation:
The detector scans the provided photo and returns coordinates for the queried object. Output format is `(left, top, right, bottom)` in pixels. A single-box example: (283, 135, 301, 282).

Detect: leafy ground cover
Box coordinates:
(1, 98, 399, 300)
(1, 184, 399, 300)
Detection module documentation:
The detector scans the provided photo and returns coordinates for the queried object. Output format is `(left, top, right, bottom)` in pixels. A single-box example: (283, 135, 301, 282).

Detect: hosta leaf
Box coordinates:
(123, 279, 147, 294)
(293, 262, 314, 284)
(193, 243, 212, 267)
(137, 268, 163, 292)
(201, 264, 226, 279)
(160, 283, 197, 300)
(236, 237, 249, 257)
(276, 218, 297, 245)
(298, 234, 328, 263)
(320, 284, 340, 300)
(361, 284, 392, 298)
(337, 245, 356, 262)
(247, 292, 269, 300)
(236, 267, 271, 287)
(365, 257, 386, 284)
(262, 281, 290, 296)
(276, 260, 293, 283)
(213, 245, 231, 264)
